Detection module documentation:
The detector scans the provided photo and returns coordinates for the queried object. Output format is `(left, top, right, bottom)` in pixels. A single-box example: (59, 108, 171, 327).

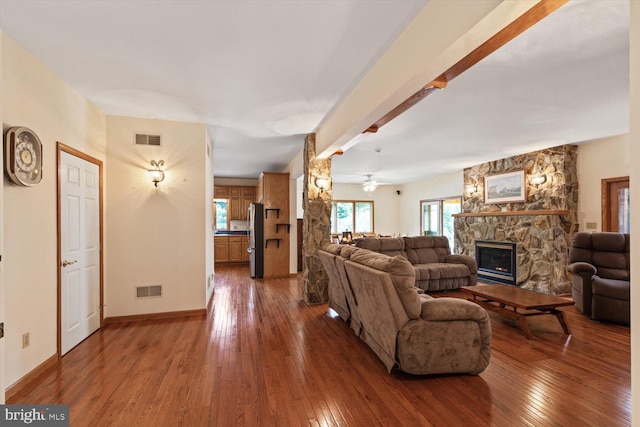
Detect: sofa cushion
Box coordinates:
(445, 254, 478, 274)
(321, 242, 343, 255)
(340, 245, 361, 259)
(413, 263, 470, 281)
(420, 297, 489, 322)
(349, 249, 421, 319)
(355, 237, 407, 259)
(592, 277, 630, 300)
(592, 232, 628, 252)
(404, 236, 450, 264)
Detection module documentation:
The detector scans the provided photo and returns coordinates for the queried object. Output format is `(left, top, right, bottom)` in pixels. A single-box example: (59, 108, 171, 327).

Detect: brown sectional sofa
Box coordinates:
(355, 236, 478, 291)
(318, 243, 491, 375)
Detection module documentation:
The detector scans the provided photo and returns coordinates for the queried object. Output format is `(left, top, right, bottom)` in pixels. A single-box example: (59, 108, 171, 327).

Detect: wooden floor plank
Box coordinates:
(8, 265, 631, 426)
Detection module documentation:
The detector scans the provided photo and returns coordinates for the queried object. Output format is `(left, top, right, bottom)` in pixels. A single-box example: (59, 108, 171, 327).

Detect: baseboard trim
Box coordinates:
(6, 354, 59, 401)
(104, 308, 207, 324)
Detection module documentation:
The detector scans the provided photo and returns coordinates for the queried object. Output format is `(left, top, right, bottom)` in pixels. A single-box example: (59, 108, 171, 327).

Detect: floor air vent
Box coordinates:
(136, 285, 163, 298)
(135, 133, 161, 146)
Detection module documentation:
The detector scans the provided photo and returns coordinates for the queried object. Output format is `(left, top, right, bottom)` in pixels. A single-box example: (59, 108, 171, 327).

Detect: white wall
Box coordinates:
(0, 30, 5, 404)
(106, 115, 207, 317)
(2, 32, 107, 387)
(296, 176, 304, 219)
(289, 177, 298, 274)
(397, 171, 463, 236)
(629, 0, 639, 417)
(332, 183, 402, 236)
(576, 134, 630, 232)
(205, 131, 214, 303)
(285, 148, 304, 275)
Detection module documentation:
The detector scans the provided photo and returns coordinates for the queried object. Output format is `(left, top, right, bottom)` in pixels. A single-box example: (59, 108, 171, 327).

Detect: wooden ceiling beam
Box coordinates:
(363, 0, 568, 134)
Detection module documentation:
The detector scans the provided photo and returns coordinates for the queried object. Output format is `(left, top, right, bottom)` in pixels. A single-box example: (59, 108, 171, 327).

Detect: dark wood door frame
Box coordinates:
(601, 176, 629, 232)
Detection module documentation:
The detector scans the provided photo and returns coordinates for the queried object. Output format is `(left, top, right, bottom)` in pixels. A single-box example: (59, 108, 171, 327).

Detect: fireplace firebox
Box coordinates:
(475, 240, 517, 285)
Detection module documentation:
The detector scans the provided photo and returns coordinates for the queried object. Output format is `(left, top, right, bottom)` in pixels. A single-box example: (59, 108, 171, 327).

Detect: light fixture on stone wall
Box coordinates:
(315, 176, 330, 192)
(148, 160, 165, 187)
(530, 174, 547, 188)
(465, 184, 478, 196)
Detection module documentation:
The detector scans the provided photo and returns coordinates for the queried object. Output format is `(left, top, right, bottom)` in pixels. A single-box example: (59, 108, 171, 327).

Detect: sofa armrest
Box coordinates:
(445, 254, 477, 274)
(567, 262, 597, 277)
(420, 297, 488, 322)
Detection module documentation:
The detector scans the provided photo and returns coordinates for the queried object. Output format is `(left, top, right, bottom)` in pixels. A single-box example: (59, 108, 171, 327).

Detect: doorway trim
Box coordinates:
(601, 176, 630, 232)
(56, 142, 104, 358)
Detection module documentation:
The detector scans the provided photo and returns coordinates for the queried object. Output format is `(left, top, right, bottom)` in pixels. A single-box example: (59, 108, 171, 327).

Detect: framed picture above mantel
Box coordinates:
(484, 170, 526, 204)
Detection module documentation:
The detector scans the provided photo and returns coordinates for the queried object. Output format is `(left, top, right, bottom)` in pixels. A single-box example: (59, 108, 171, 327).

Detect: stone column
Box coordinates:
(302, 133, 332, 304)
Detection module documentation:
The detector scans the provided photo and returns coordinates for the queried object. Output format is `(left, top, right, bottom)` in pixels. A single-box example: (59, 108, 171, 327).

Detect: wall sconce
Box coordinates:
(530, 174, 547, 188)
(465, 184, 478, 196)
(148, 160, 165, 187)
(315, 176, 330, 192)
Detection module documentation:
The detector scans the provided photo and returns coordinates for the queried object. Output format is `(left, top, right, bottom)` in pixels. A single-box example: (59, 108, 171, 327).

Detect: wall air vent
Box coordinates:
(136, 285, 163, 299)
(135, 133, 161, 146)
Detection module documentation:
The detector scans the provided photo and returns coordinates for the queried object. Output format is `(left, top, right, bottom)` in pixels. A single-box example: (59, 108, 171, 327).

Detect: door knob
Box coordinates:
(62, 260, 77, 267)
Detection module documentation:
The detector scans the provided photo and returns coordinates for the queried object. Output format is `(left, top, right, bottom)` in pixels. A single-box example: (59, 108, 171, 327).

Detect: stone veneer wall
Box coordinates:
(302, 133, 332, 304)
(454, 145, 578, 295)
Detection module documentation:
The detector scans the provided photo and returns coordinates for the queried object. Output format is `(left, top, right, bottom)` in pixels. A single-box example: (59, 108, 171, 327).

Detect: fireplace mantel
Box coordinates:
(453, 209, 569, 218)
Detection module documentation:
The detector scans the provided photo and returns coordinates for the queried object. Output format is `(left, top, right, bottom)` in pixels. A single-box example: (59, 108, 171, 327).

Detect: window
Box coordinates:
(214, 199, 228, 230)
(420, 197, 461, 250)
(331, 201, 374, 234)
(421, 201, 440, 236)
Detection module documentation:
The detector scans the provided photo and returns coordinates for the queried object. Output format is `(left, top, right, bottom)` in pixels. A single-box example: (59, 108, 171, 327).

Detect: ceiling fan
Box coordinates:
(362, 174, 390, 193)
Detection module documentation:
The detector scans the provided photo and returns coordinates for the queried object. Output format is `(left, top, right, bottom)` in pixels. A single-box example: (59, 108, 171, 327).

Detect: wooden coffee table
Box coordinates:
(460, 284, 575, 339)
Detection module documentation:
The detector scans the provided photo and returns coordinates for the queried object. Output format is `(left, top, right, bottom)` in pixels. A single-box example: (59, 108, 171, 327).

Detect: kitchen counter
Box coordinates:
(215, 230, 248, 236)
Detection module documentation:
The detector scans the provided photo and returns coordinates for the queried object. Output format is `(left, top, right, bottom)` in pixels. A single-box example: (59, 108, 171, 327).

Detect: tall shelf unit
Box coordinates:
(257, 172, 290, 278)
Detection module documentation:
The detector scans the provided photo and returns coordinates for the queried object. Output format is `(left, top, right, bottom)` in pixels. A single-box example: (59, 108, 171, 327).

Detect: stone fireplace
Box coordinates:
(454, 145, 578, 295)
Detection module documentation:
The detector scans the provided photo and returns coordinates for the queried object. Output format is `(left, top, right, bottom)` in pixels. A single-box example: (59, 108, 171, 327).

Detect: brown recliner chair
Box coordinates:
(567, 232, 630, 324)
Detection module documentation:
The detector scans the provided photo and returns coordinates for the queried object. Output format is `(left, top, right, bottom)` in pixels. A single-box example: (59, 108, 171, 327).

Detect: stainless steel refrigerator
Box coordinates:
(247, 203, 264, 278)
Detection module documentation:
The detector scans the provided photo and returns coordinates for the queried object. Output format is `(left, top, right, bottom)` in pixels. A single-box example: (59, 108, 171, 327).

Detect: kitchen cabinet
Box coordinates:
(214, 186, 230, 198)
(241, 187, 255, 220)
(242, 240, 250, 262)
(214, 237, 229, 263)
(217, 185, 256, 221)
(241, 197, 253, 220)
(230, 196, 242, 220)
(229, 236, 243, 262)
(215, 235, 249, 264)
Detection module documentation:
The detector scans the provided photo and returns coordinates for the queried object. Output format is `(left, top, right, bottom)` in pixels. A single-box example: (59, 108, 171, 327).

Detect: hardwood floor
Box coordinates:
(9, 264, 631, 426)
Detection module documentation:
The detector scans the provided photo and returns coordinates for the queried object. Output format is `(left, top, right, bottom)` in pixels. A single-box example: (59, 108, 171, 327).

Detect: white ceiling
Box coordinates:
(333, 0, 629, 185)
(0, 0, 629, 185)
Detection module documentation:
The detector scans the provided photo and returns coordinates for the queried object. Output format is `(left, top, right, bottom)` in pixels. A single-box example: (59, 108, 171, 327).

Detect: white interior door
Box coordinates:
(60, 151, 100, 355)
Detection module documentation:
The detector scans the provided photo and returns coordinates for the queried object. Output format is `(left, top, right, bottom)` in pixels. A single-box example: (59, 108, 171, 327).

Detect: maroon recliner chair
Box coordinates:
(566, 232, 630, 324)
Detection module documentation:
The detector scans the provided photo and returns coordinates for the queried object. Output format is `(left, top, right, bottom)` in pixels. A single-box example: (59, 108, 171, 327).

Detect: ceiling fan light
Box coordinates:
(363, 180, 377, 192)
